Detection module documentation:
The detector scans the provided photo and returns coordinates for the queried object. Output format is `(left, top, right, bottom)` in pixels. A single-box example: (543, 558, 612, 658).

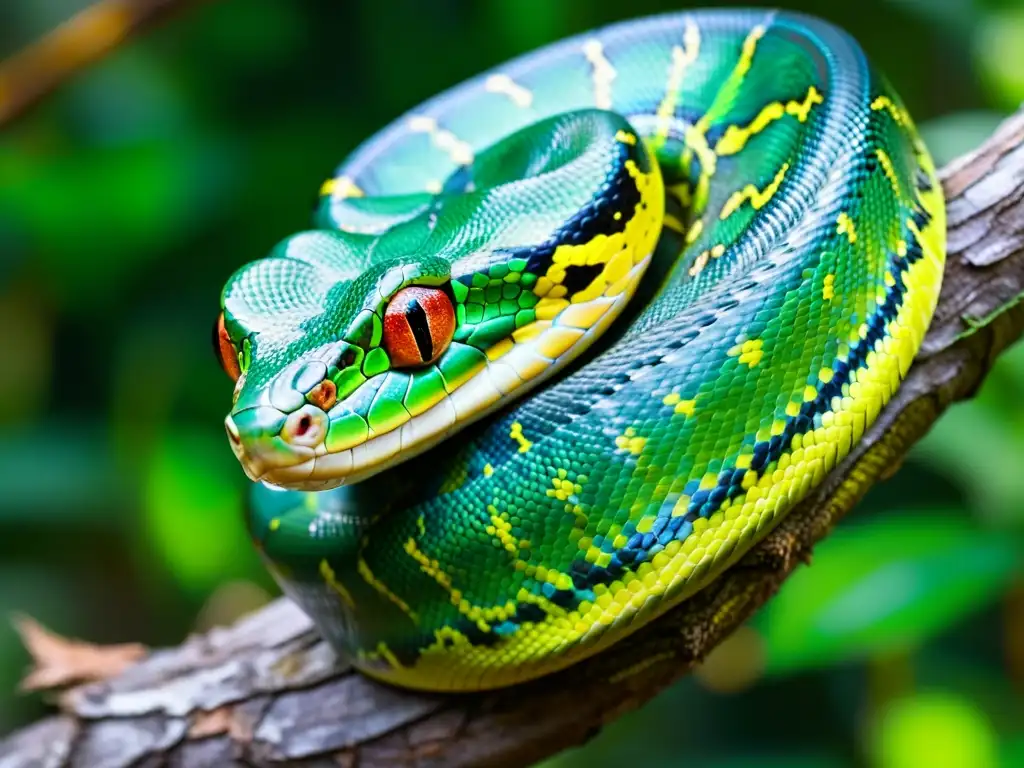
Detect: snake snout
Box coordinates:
(226, 405, 317, 481)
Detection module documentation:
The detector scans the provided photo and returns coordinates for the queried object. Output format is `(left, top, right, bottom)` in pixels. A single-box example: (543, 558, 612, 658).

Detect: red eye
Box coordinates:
(382, 286, 456, 368)
(213, 312, 241, 381)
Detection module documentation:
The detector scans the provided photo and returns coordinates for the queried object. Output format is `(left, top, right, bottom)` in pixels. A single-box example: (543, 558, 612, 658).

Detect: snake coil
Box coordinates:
(217, 10, 946, 691)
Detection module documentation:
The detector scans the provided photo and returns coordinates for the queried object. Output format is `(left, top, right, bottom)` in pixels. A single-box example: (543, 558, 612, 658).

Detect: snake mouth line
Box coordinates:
(243, 255, 652, 490)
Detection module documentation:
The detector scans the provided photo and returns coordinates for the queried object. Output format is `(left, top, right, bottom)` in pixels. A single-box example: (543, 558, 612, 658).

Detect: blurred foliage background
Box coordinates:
(0, 0, 1022, 765)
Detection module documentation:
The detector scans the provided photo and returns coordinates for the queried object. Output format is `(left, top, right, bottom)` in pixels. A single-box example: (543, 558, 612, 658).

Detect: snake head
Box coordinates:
(217, 110, 664, 490)
(217, 229, 465, 489)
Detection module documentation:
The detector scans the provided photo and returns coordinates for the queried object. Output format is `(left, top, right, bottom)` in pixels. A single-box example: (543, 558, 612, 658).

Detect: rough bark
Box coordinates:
(3, 20, 1024, 759)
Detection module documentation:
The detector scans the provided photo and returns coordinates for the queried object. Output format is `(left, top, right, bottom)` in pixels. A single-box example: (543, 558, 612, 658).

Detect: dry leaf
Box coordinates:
(189, 706, 234, 738)
(13, 613, 147, 691)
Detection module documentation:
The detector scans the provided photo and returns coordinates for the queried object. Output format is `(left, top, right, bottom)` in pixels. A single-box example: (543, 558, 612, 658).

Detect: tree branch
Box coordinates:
(3, 108, 1024, 768)
(0, 0, 207, 127)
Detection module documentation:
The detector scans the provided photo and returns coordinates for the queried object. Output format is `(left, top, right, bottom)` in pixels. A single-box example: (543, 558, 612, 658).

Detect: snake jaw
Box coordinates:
(226, 404, 319, 483)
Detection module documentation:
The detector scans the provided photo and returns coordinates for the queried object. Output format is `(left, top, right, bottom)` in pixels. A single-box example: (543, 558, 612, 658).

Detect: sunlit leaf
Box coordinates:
(754, 512, 1021, 674)
(870, 691, 999, 768)
(143, 428, 258, 594)
(973, 10, 1024, 111)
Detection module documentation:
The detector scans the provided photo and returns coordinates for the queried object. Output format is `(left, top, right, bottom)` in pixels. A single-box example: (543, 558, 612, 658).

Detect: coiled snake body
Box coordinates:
(216, 10, 946, 691)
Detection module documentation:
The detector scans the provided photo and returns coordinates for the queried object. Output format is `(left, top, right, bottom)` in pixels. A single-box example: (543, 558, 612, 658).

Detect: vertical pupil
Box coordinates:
(405, 298, 433, 362)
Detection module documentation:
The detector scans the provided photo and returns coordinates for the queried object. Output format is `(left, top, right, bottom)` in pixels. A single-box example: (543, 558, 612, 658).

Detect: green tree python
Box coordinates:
(214, 10, 946, 691)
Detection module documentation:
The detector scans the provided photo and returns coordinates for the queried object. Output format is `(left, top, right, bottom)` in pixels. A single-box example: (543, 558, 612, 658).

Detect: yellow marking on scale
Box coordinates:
(487, 506, 523, 555)
(689, 243, 727, 277)
(663, 213, 686, 234)
(689, 250, 710, 277)
(547, 467, 585, 501)
(512, 320, 550, 344)
(320, 559, 356, 609)
(376, 642, 404, 670)
(614, 129, 637, 145)
(681, 124, 717, 213)
(728, 338, 764, 367)
(670, 182, 693, 207)
(876, 148, 902, 197)
(321, 175, 364, 198)
(582, 38, 616, 109)
(404, 537, 518, 631)
(484, 73, 533, 108)
(735, 24, 767, 80)
(268, 518, 280, 531)
(686, 219, 704, 244)
(654, 19, 701, 142)
(823, 273, 836, 301)
(535, 297, 569, 321)
(676, 19, 770, 216)
(696, 23, 766, 133)
(537, 326, 584, 359)
(837, 212, 857, 243)
(720, 163, 789, 220)
(537, 158, 662, 306)
(870, 95, 909, 126)
(558, 299, 614, 329)
(510, 421, 533, 453)
(408, 115, 475, 166)
(615, 427, 647, 455)
(358, 556, 418, 622)
(486, 337, 514, 361)
(483, 463, 494, 477)
(715, 86, 823, 156)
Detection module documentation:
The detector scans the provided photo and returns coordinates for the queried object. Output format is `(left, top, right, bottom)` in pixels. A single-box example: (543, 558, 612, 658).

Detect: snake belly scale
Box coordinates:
(215, 10, 946, 691)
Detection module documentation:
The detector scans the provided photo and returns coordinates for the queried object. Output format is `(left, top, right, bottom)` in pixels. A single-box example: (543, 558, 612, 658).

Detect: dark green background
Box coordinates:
(0, 1, 1022, 765)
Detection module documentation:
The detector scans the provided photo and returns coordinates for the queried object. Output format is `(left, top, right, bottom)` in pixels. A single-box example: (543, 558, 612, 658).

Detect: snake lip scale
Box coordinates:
(216, 9, 946, 691)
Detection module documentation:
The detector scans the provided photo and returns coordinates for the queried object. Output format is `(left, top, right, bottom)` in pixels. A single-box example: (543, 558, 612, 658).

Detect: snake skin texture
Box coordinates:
(218, 9, 946, 691)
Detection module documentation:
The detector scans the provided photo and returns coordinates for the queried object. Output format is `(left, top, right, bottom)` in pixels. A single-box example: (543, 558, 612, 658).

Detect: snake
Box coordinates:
(214, 9, 946, 691)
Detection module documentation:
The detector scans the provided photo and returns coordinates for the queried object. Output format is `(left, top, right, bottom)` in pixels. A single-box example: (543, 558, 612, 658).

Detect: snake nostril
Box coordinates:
(282, 407, 324, 447)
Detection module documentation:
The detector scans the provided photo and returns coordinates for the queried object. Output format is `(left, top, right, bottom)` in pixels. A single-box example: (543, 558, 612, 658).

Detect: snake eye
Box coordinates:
(382, 286, 456, 368)
(213, 312, 241, 381)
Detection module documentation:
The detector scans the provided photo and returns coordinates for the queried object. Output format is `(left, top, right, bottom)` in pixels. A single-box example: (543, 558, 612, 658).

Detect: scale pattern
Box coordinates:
(239, 9, 946, 691)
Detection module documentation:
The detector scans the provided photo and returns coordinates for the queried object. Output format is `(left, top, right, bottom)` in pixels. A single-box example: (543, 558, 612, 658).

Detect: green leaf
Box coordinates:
(870, 691, 1000, 768)
(912, 342, 1024, 526)
(919, 112, 1008, 168)
(0, 423, 124, 523)
(754, 512, 1021, 674)
(143, 428, 259, 594)
(0, 137, 234, 309)
(973, 9, 1024, 111)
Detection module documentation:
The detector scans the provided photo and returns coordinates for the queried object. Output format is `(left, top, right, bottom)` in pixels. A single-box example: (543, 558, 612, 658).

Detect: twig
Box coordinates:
(0, 0, 208, 127)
